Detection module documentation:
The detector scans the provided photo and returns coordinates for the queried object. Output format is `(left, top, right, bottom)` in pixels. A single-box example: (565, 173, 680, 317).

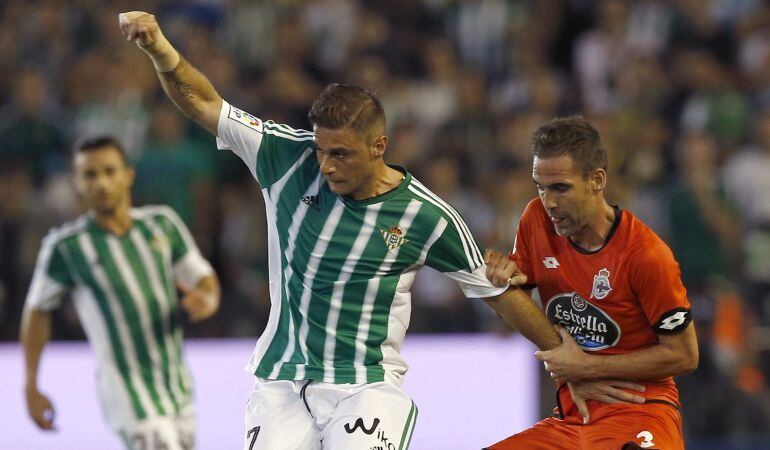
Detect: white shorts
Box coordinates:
(243, 378, 418, 450)
(118, 412, 196, 450)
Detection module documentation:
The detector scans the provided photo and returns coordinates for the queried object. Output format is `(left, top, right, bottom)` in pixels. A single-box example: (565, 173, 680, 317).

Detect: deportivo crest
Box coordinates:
(381, 225, 409, 251)
(590, 268, 612, 300)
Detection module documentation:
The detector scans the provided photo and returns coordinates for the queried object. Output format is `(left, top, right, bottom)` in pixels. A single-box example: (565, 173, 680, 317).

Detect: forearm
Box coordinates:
(581, 343, 696, 381)
(20, 309, 52, 388)
(484, 289, 561, 350)
(126, 12, 222, 134)
(157, 57, 222, 132)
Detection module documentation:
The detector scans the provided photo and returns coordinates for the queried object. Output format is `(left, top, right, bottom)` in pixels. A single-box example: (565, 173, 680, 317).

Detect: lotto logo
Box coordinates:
(543, 257, 560, 268)
(660, 312, 688, 330)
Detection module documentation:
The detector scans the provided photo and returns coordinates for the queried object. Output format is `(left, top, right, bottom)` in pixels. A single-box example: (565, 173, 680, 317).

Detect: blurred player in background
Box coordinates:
(116, 10, 591, 450)
(21, 136, 220, 450)
(484, 116, 699, 449)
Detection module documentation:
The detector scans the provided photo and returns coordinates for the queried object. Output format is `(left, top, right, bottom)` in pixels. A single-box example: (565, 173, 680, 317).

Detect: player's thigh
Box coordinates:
(484, 417, 580, 450)
(243, 379, 320, 450)
(586, 403, 684, 450)
(119, 416, 189, 450)
(322, 382, 417, 450)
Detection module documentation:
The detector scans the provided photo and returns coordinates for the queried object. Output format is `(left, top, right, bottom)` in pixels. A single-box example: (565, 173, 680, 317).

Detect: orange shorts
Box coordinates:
(484, 402, 683, 450)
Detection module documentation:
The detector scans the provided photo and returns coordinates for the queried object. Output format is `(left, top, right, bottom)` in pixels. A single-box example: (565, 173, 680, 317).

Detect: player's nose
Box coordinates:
(319, 157, 336, 175)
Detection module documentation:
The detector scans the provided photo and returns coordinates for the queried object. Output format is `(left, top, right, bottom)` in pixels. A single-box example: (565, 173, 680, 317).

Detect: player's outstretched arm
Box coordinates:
(119, 11, 222, 135)
(483, 249, 559, 348)
(20, 308, 56, 430)
(537, 323, 699, 383)
(483, 289, 562, 351)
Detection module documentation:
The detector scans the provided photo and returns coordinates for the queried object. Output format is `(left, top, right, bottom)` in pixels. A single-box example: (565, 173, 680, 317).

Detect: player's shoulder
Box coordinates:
(131, 205, 188, 229)
(262, 120, 315, 140)
(405, 177, 459, 220)
(522, 197, 546, 218)
(622, 210, 677, 264)
(519, 197, 551, 231)
(221, 100, 315, 140)
(43, 215, 90, 246)
(132, 204, 176, 220)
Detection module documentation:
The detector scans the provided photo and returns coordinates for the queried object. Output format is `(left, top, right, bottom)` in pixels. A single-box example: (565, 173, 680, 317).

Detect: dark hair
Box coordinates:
(308, 84, 386, 142)
(72, 135, 130, 165)
(531, 116, 607, 178)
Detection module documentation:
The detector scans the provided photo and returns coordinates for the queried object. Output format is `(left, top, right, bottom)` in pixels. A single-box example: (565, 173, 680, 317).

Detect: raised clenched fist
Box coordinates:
(118, 11, 162, 50)
(118, 11, 179, 71)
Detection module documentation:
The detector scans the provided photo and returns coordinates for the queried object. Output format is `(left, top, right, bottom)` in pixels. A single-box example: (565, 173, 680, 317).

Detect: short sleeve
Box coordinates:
(216, 100, 315, 187)
(157, 207, 214, 289)
(509, 202, 537, 290)
(424, 216, 507, 299)
(631, 240, 692, 335)
(25, 234, 74, 311)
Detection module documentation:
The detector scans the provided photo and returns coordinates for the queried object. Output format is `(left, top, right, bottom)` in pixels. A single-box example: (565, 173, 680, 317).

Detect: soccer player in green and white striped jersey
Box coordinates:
(21, 136, 221, 450)
(120, 11, 563, 450)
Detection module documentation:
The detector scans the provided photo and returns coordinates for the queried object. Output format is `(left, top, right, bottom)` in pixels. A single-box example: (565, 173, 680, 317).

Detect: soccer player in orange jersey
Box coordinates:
(484, 116, 699, 450)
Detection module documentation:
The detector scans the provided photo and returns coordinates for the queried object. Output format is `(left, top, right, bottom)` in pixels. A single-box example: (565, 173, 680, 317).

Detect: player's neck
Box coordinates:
(352, 164, 405, 200)
(91, 205, 133, 236)
(569, 203, 616, 252)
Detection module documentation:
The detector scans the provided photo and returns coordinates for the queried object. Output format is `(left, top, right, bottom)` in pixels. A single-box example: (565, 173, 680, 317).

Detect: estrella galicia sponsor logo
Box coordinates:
(546, 292, 621, 351)
(571, 294, 587, 311)
(301, 194, 321, 210)
(344, 417, 379, 435)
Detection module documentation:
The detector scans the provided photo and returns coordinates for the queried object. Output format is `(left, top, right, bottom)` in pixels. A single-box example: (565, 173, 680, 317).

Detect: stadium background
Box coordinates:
(1, 0, 770, 448)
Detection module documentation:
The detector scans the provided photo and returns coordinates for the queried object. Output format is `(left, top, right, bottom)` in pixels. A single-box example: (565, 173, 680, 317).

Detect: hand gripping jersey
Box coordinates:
(216, 101, 506, 386)
(510, 198, 692, 419)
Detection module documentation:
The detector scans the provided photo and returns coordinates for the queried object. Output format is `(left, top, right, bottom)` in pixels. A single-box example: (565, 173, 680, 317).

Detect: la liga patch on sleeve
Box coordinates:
(228, 105, 263, 133)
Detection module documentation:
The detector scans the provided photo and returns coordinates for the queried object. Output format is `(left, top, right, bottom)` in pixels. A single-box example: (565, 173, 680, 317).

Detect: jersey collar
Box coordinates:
(341, 164, 411, 207)
(569, 206, 622, 255)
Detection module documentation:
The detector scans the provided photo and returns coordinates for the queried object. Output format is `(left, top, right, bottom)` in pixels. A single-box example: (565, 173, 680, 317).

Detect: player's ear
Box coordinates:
(126, 166, 136, 187)
(590, 168, 606, 193)
(372, 135, 387, 158)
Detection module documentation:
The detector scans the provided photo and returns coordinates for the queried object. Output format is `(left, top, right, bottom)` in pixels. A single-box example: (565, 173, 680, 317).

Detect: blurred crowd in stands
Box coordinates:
(2, 0, 770, 446)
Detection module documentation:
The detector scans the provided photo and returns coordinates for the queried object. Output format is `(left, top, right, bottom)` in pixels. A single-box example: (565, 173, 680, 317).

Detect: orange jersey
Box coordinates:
(510, 198, 692, 420)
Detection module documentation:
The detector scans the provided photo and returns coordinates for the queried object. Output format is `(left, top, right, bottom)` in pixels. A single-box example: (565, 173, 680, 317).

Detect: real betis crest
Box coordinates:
(590, 268, 612, 300)
(381, 225, 409, 251)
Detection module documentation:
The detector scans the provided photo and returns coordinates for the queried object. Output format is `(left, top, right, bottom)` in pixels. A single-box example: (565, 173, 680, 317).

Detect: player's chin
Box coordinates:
(328, 180, 350, 194)
(92, 201, 118, 214)
(554, 223, 575, 237)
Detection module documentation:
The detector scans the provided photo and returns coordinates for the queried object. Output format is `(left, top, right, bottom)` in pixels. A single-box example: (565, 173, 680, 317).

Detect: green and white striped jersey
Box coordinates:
(24, 205, 213, 428)
(217, 101, 506, 385)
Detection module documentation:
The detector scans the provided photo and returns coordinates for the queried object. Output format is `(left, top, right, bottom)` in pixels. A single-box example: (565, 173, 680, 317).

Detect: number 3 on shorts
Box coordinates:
(247, 426, 261, 450)
(636, 430, 655, 448)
